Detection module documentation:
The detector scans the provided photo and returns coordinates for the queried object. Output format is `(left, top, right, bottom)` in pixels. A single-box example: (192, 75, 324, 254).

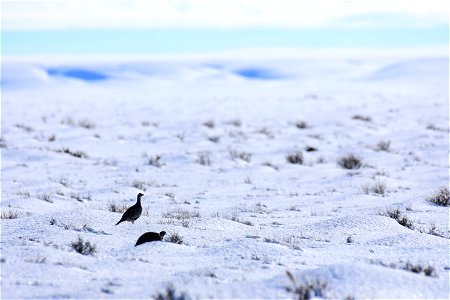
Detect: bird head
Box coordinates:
(159, 231, 166, 237)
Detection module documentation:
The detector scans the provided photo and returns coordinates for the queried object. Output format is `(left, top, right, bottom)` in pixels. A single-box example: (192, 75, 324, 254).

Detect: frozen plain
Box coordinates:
(1, 49, 449, 299)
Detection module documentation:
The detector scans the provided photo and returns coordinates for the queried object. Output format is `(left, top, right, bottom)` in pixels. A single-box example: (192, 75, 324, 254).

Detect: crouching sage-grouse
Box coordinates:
(116, 193, 143, 225)
(135, 231, 166, 246)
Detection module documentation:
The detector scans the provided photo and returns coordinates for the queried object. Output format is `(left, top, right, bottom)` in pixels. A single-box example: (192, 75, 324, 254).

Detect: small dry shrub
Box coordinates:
(375, 260, 437, 277)
(108, 202, 129, 213)
(78, 119, 96, 129)
(148, 155, 163, 168)
(165, 233, 184, 245)
(426, 124, 447, 132)
(338, 154, 362, 169)
(229, 149, 252, 163)
(375, 140, 391, 152)
(59, 177, 71, 187)
(381, 208, 414, 229)
(0, 137, 7, 148)
(208, 136, 220, 143)
(132, 180, 159, 191)
(255, 127, 274, 138)
(58, 148, 88, 159)
(261, 162, 279, 170)
(286, 270, 327, 300)
(38, 193, 53, 203)
(361, 181, 386, 196)
(305, 146, 317, 152)
(226, 119, 242, 127)
(1, 210, 20, 219)
(15, 123, 34, 132)
(197, 151, 212, 166)
(162, 210, 200, 228)
(295, 121, 308, 129)
(427, 187, 449, 207)
(70, 192, 91, 202)
(402, 262, 436, 277)
(287, 151, 304, 165)
(154, 285, 189, 300)
(70, 237, 96, 256)
(16, 190, 31, 198)
(203, 120, 215, 128)
(352, 114, 372, 122)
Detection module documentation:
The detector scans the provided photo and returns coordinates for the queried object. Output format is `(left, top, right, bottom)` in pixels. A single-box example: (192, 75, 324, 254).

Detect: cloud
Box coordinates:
(2, 0, 448, 30)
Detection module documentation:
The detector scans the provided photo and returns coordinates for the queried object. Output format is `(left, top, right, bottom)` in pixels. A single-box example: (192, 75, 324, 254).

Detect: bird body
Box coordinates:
(135, 231, 166, 246)
(116, 193, 143, 225)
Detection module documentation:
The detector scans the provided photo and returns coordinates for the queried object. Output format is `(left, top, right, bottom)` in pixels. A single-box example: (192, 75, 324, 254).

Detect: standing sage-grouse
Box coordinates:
(135, 231, 166, 246)
(115, 193, 143, 225)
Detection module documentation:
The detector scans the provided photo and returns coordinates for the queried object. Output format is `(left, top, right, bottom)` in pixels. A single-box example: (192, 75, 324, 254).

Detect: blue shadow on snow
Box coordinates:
(47, 68, 109, 81)
(234, 68, 284, 80)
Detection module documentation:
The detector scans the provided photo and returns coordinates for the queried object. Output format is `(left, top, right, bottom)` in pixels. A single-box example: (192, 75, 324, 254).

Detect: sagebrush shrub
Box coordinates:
(338, 154, 362, 169)
(1, 210, 20, 219)
(286, 270, 327, 300)
(381, 208, 414, 229)
(287, 151, 304, 165)
(197, 152, 212, 166)
(375, 140, 391, 152)
(154, 285, 189, 300)
(165, 233, 184, 245)
(70, 237, 96, 255)
(148, 155, 163, 168)
(427, 187, 449, 207)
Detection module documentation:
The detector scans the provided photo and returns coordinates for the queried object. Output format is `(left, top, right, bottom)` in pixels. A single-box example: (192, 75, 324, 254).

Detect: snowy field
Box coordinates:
(1, 49, 449, 299)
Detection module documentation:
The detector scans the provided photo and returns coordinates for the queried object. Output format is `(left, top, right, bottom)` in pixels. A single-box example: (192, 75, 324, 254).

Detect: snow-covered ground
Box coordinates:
(1, 49, 449, 299)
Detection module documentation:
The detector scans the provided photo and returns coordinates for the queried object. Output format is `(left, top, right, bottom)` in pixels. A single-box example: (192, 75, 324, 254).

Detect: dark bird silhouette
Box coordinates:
(115, 193, 143, 225)
(135, 231, 166, 246)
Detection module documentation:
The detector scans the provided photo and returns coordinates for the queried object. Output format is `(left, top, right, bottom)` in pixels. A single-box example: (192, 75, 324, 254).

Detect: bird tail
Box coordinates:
(116, 219, 123, 225)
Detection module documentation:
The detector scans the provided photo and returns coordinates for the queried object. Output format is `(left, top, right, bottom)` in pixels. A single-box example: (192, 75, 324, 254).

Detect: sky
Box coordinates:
(1, 0, 449, 55)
